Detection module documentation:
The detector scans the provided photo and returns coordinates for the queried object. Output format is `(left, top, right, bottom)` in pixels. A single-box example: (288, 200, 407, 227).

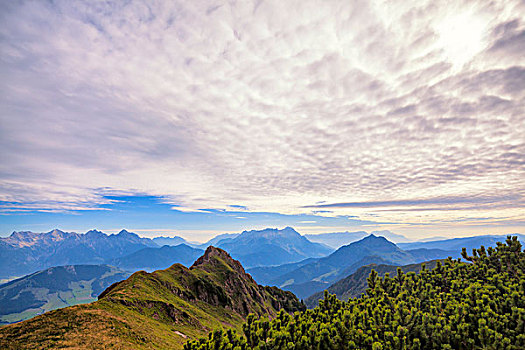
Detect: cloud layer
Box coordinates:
(1, 0, 524, 235)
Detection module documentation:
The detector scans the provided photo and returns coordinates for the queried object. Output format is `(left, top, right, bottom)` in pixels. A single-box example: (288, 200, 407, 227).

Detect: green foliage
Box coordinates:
(305, 259, 443, 308)
(185, 236, 525, 350)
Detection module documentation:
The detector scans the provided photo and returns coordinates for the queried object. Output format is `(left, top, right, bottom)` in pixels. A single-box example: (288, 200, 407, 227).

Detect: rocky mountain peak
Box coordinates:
(7, 231, 34, 239)
(238, 227, 301, 240)
(191, 246, 246, 274)
(359, 234, 393, 244)
(114, 229, 143, 241)
(3, 230, 68, 247)
(85, 229, 104, 238)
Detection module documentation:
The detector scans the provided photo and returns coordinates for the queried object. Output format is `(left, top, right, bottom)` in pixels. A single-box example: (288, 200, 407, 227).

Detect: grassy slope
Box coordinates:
(0, 247, 303, 349)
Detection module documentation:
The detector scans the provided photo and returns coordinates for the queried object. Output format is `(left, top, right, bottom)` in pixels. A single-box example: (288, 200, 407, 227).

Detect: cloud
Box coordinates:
(0, 0, 524, 234)
(304, 195, 522, 209)
(229, 205, 248, 211)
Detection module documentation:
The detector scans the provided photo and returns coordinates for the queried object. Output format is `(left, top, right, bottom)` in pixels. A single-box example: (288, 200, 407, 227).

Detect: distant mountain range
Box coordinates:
(151, 233, 241, 249)
(304, 230, 410, 249)
(0, 265, 129, 325)
(247, 258, 318, 284)
(151, 235, 190, 247)
(107, 244, 204, 271)
(0, 229, 157, 279)
(0, 247, 304, 349)
(143, 228, 333, 269)
(249, 234, 459, 299)
(398, 234, 525, 251)
(0, 227, 333, 279)
(200, 233, 240, 248)
(2, 227, 521, 287)
(215, 227, 333, 268)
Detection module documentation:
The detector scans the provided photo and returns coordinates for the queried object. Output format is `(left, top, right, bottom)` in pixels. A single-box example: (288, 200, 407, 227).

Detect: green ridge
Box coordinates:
(0, 246, 304, 349)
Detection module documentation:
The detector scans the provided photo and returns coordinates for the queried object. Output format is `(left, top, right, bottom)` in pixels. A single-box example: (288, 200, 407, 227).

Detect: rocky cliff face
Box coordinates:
(191, 246, 304, 316)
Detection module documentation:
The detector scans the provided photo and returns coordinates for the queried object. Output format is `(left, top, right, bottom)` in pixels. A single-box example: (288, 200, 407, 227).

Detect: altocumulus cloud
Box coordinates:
(0, 0, 524, 231)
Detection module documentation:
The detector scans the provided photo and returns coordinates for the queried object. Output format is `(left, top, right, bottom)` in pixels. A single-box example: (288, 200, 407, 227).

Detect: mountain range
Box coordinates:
(0, 265, 129, 325)
(305, 230, 410, 249)
(249, 234, 459, 299)
(398, 234, 525, 251)
(2, 227, 521, 288)
(198, 233, 241, 248)
(0, 227, 332, 280)
(0, 229, 156, 279)
(151, 236, 191, 247)
(0, 247, 304, 349)
(215, 227, 333, 268)
(152, 233, 241, 249)
(107, 244, 204, 272)
(1, 227, 523, 345)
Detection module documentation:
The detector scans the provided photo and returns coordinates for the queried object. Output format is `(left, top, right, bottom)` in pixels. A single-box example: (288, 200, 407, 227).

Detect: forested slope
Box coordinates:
(185, 236, 525, 349)
(304, 260, 441, 308)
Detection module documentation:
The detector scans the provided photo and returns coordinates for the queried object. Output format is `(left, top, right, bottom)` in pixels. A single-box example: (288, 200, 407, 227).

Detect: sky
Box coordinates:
(0, 0, 524, 241)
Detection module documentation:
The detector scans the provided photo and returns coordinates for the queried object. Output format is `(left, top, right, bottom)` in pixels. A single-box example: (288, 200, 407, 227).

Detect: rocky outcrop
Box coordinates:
(98, 246, 305, 323)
